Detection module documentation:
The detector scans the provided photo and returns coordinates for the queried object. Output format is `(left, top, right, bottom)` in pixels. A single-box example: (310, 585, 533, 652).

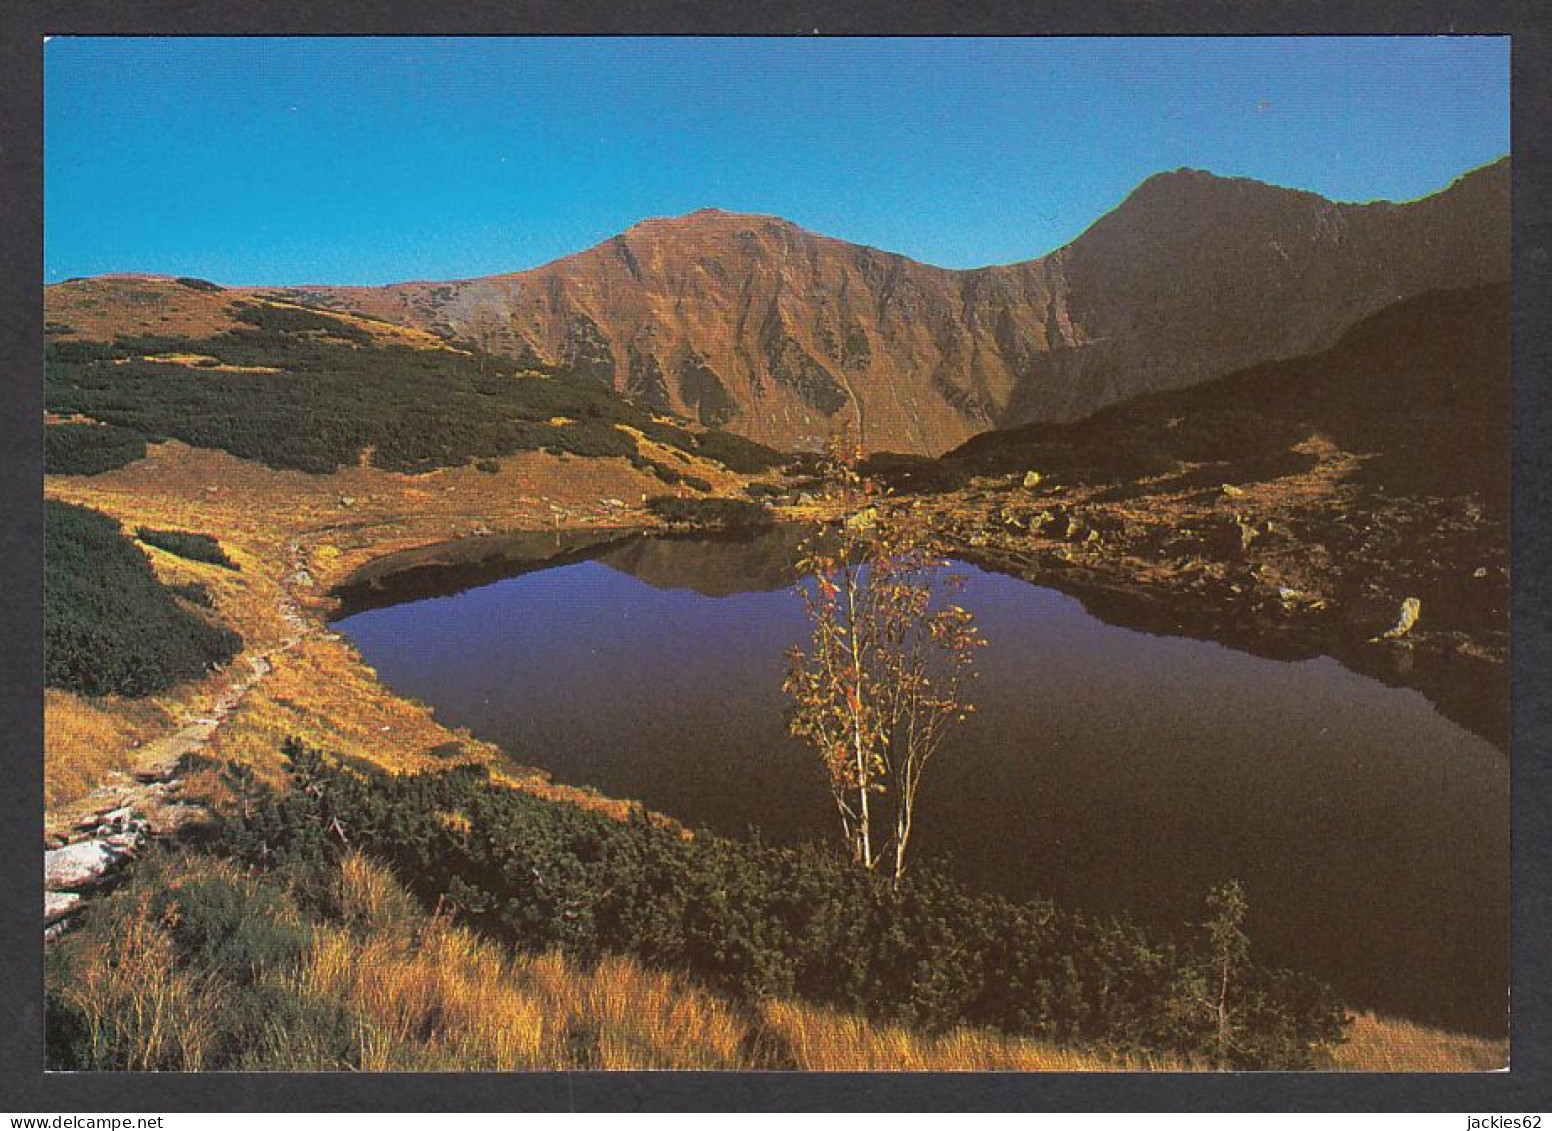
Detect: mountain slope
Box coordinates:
(259, 158, 1509, 455)
(947, 282, 1510, 504)
(920, 283, 1509, 747)
(43, 276, 787, 490)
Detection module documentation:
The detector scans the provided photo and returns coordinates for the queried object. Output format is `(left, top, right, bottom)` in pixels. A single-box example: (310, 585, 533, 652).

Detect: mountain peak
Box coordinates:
(627, 207, 798, 233)
(1123, 167, 1332, 210)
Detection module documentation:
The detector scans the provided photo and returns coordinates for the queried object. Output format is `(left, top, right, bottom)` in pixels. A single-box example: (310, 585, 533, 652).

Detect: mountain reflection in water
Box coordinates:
(332, 525, 1508, 1036)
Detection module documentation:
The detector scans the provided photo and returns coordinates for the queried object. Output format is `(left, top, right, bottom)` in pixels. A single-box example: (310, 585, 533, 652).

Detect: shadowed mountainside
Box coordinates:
(256, 158, 1509, 455)
(913, 283, 1509, 747)
(946, 282, 1509, 503)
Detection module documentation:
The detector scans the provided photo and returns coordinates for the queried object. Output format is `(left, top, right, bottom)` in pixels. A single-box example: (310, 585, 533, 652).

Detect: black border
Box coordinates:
(4, 1, 1550, 1112)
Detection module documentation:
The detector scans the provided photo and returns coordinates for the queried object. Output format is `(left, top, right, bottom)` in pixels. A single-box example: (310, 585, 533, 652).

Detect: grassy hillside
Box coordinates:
(47, 824, 1503, 1072)
(45, 288, 784, 478)
(47, 849, 1204, 1072)
(200, 742, 1345, 1069)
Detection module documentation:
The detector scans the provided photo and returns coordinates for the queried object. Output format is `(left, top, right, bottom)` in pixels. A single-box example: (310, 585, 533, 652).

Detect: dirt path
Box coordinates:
(44, 538, 316, 934)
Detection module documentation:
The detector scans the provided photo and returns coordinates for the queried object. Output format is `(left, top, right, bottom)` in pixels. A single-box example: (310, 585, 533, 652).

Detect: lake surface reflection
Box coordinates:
(333, 526, 1508, 1035)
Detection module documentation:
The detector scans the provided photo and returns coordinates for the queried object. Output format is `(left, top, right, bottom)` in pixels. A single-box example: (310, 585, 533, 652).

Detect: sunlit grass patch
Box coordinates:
(45, 689, 169, 809)
(1325, 1012, 1507, 1073)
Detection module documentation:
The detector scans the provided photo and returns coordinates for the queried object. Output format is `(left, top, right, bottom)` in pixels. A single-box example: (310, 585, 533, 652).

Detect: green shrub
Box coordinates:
(645, 495, 773, 529)
(44, 854, 357, 1071)
(230, 301, 374, 344)
(694, 430, 786, 473)
(43, 319, 786, 478)
(45, 422, 148, 476)
(45, 500, 242, 697)
(858, 452, 962, 494)
(215, 745, 1348, 1068)
(168, 581, 214, 608)
(136, 527, 238, 570)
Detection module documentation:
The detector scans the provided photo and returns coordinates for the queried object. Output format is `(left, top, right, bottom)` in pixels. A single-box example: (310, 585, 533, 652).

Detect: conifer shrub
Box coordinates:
(645, 495, 773, 529)
(693, 429, 786, 473)
(136, 527, 238, 569)
(168, 581, 215, 608)
(44, 422, 148, 475)
(214, 745, 1347, 1068)
(43, 320, 790, 477)
(45, 500, 242, 697)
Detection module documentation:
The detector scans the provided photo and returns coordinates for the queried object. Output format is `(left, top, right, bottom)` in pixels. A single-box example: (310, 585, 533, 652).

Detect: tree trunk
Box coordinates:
(1217, 958, 1231, 1068)
(855, 726, 873, 868)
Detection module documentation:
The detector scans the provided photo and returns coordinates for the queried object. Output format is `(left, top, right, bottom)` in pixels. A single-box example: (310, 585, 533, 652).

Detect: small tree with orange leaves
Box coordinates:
(784, 431, 983, 879)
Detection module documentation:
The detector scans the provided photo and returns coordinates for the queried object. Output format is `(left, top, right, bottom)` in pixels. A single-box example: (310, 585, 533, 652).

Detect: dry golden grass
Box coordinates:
(44, 690, 169, 809)
(298, 920, 750, 1070)
(45, 276, 454, 352)
(1325, 1012, 1507, 1073)
(304, 853, 754, 1069)
(280, 855, 1202, 1072)
(62, 887, 227, 1071)
(201, 634, 489, 784)
(756, 999, 1191, 1072)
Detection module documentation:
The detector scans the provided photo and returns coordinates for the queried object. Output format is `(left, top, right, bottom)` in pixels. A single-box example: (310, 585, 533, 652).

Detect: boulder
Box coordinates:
(1378, 597, 1422, 641)
(44, 839, 129, 891)
(45, 891, 82, 924)
(1022, 470, 1042, 489)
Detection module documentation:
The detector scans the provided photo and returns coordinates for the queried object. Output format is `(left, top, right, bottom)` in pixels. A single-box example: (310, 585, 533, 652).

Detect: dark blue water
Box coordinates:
(334, 529, 1508, 1034)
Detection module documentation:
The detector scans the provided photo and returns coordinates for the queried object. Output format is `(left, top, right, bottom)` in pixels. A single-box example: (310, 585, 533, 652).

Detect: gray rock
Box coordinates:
(1378, 597, 1422, 641)
(44, 839, 127, 891)
(45, 891, 82, 924)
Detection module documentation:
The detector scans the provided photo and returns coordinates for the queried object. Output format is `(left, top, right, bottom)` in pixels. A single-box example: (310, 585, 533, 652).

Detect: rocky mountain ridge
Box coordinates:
(253, 157, 1510, 454)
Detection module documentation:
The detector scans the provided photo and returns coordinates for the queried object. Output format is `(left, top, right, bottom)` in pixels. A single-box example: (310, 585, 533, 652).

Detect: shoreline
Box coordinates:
(42, 448, 1508, 1060)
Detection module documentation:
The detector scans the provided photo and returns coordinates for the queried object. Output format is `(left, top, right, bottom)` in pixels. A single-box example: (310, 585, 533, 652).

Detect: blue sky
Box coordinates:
(44, 37, 1510, 285)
